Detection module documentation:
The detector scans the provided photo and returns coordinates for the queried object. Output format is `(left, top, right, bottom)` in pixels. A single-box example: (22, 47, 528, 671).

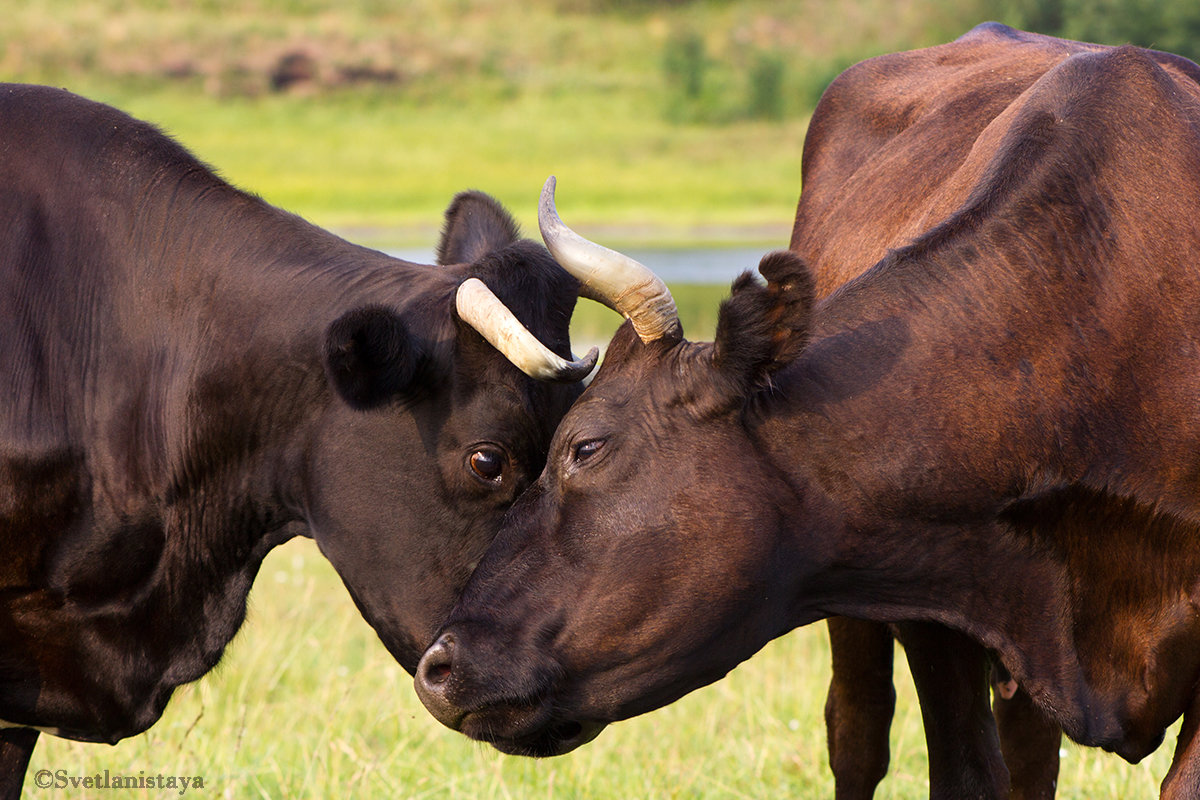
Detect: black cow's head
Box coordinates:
(304, 190, 596, 673)
(412, 179, 818, 755)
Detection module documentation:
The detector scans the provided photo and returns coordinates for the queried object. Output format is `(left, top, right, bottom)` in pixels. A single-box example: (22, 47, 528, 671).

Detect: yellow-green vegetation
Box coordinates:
(4, 1, 1196, 247)
(33, 538, 1176, 798)
(0, 0, 1003, 247)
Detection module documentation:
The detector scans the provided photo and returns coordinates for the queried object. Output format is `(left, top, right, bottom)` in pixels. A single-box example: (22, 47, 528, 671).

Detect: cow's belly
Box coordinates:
(0, 563, 256, 744)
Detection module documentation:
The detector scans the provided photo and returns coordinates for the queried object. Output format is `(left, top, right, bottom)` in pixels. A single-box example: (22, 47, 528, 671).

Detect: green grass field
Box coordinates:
(79, 86, 809, 249)
(31, 537, 1176, 799)
(0, 0, 999, 247)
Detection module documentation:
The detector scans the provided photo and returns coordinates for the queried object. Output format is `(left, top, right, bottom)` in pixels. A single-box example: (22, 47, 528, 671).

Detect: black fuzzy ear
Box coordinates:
(324, 307, 424, 410)
(436, 191, 522, 265)
(712, 250, 814, 392)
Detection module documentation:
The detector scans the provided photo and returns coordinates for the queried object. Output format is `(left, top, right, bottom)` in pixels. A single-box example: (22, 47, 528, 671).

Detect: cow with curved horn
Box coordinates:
(416, 27, 1200, 799)
(0, 84, 591, 797)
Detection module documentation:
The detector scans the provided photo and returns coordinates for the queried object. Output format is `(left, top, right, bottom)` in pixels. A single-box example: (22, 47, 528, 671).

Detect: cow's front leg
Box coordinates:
(0, 728, 38, 800)
(1162, 693, 1200, 799)
(825, 617, 895, 800)
(896, 621, 1009, 800)
(992, 674, 1061, 800)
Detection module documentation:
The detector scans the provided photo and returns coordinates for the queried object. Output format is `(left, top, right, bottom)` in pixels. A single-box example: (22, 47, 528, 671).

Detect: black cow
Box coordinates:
(0, 84, 595, 797)
(415, 26, 1200, 800)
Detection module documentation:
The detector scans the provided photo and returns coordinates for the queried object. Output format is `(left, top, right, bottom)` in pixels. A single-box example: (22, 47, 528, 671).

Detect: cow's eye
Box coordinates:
(573, 439, 605, 463)
(469, 449, 506, 483)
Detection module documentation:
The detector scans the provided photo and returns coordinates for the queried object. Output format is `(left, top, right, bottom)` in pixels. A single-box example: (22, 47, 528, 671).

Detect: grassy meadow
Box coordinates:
(7, 0, 1195, 796)
(0, 0, 1008, 247)
(32, 538, 1176, 799)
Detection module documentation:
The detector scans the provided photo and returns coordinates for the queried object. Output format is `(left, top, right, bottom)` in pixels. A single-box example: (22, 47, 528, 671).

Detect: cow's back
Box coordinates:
(790, 22, 1200, 298)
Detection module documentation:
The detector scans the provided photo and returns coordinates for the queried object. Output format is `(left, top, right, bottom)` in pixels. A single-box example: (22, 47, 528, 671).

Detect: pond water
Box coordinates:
(388, 246, 777, 285)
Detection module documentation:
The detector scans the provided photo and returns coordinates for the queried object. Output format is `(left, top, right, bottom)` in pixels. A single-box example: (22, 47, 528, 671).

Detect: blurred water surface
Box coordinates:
(389, 246, 773, 285)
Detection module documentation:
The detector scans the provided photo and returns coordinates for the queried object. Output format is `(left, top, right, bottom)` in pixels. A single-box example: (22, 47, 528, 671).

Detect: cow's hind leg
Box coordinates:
(0, 728, 38, 800)
(993, 678, 1061, 800)
(825, 617, 895, 800)
(896, 622, 1009, 800)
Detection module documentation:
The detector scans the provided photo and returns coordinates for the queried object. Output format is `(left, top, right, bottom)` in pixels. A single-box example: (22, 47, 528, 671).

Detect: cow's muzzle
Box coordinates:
(414, 630, 605, 757)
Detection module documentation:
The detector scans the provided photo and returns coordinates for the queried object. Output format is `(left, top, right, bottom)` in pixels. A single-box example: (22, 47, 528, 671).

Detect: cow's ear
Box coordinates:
(324, 307, 424, 410)
(436, 191, 521, 265)
(712, 251, 814, 394)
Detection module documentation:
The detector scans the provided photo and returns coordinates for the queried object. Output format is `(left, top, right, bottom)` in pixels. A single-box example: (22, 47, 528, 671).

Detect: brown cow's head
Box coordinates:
(413, 179, 819, 756)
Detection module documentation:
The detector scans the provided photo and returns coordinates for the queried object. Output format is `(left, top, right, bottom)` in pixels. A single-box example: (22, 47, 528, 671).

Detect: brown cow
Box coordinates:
(788, 23, 1098, 799)
(415, 26, 1200, 799)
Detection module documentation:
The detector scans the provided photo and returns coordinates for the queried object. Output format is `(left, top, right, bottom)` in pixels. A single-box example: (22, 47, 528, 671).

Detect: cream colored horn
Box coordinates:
(455, 277, 598, 382)
(538, 176, 680, 343)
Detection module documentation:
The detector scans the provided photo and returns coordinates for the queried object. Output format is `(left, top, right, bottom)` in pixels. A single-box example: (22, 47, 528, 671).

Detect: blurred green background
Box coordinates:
(6, 0, 1198, 249)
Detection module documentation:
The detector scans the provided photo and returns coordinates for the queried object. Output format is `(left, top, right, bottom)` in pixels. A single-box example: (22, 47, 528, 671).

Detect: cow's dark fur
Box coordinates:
(0, 84, 584, 797)
(413, 27, 1200, 799)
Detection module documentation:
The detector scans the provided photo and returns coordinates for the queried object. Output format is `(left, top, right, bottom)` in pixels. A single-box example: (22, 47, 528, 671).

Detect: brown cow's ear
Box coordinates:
(712, 251, 814, 393)
(436, 191, 522, 265)
(324, 306, 425, 410)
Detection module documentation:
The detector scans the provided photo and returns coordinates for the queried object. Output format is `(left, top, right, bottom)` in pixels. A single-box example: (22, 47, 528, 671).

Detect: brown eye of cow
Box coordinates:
(469, 449, 506, 483)
(573, 439, 605, 462)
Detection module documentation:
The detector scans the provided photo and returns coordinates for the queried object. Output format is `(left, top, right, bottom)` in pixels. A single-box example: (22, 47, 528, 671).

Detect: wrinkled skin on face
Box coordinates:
(415, 253, 820, 755)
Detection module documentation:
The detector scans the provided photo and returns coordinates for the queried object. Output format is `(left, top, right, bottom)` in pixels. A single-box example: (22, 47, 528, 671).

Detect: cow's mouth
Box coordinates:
(414, 629, 606, 755)
(464, 714, 606, 757)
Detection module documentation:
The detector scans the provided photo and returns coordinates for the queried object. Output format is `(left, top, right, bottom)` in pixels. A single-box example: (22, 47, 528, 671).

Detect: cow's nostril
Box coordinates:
(417, 633, 455, 689)
(426, 661, 451, 684)
(416, 632, 468, 729)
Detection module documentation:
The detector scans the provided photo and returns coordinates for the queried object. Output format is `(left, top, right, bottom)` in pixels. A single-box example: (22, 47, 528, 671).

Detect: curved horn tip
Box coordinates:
(555, 345, 600, 383)
(455, 277, 597, 384)
(537, 176, 681, 345)
(520, 344, 600, 383)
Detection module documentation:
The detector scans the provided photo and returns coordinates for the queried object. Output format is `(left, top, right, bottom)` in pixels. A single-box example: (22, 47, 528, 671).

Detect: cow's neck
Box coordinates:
(757, 264, 1200, 761)
(118, 206, 408, 653)
(12, 195, 441, 741)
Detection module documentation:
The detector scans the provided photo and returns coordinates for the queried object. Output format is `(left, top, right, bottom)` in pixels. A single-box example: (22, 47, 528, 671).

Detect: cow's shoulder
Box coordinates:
(792, 26, 1080, 288)
(802, 25, 1200, 196)
(934, 41, 1200, 234)
(800, 25, 1081, 199)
